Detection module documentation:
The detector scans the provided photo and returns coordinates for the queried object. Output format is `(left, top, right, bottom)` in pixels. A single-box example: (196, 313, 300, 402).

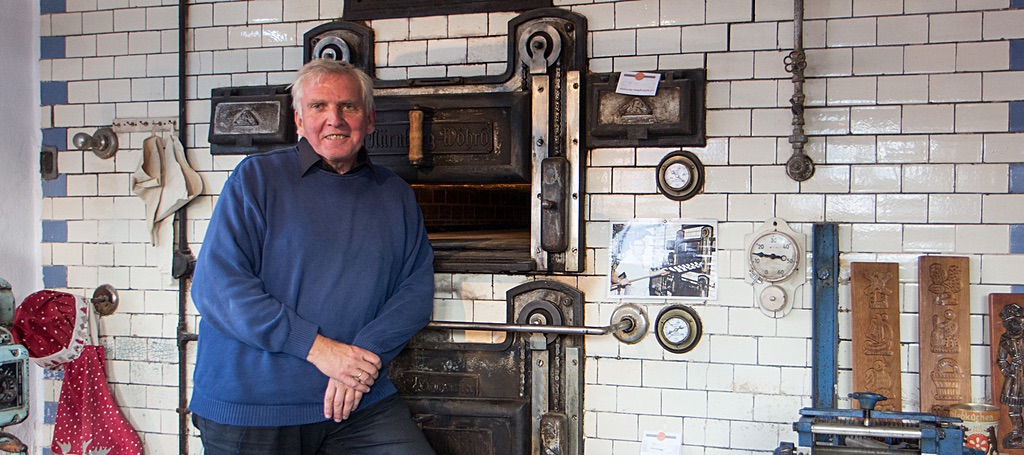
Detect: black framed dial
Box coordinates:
(654, 305, 702, 354)
(656, 150, 704, 201)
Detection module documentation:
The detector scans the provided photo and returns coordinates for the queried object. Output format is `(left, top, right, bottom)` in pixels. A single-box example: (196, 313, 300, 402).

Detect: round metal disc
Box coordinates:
(611, 303, 648, 344)
(312, 35, 351, 63)
(92, 284, 119, 316)
(517, 299, 563, 344)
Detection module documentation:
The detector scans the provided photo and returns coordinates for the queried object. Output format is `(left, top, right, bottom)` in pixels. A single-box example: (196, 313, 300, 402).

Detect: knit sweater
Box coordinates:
(189, 140, 435, 427)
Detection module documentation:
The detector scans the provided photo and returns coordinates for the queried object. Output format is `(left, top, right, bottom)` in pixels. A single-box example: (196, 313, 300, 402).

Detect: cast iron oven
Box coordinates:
(303, 9, 588, 274)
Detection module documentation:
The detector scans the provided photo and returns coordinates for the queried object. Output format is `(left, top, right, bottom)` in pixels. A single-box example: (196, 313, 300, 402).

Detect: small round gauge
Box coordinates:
(656, 150, 704, 201)
(759, 285, 787, 312)
(654, 305, 702, 354)
(748, 230, 800, 283)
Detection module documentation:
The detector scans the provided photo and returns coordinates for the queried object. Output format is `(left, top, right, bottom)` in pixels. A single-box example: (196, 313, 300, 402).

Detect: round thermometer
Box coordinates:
(747, 230, 799, 283)
(654, 305, 702, 354)
(656, 150, 704, 201)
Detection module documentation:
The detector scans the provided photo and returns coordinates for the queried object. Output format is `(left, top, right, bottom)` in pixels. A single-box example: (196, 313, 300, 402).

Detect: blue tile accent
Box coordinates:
(40, 81, 67, 106)
(42, 220, 67, 243)
(42, 368, 64, 380)
(42, 265, 66, 289)
(41, 127, 66, 149)
(43, 448, 52, 455)
(40, 0, 65, 14)
(43, 401, 58, 424)
(42, 174, 66, 198)
(1014, 285, 1024, 294)
(1014, 0, 1024, 8)
(1012, 101, 1024, 133)
(40, 36, 65, 60)
(1012, 225, 1024, 254)
(1012, 40, 1024, 70)
(1012, 163, 1024, 194)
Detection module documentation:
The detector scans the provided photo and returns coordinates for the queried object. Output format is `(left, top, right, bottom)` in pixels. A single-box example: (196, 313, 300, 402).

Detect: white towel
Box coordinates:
(131, 133, 203, 280)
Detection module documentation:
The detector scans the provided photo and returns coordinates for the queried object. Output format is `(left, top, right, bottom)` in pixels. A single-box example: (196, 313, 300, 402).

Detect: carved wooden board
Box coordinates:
(918, 255, 971, 416)
(990, 293, 1024, 454)
(851, 262, 902, 411)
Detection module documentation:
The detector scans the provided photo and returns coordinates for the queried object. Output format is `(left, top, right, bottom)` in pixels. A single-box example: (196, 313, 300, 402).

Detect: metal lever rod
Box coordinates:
(427, 319, 634, 336)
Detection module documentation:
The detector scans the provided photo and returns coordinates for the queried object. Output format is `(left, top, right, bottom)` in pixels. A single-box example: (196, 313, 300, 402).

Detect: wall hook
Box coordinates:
(72, 127, 119, 159)
(90, 284, 119, 316)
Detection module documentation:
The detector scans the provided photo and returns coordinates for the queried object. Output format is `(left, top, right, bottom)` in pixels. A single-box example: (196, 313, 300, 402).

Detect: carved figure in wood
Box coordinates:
(998, 303, 1024, 448)
(928, 263, 962, 305)
(931, 309, 960, 354)
(864, 270, 893, 309)
(864, 359, 895, 404)
(865, 313, 894, 356)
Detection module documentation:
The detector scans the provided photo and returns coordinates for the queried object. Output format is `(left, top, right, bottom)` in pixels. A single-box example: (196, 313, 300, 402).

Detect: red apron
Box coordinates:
(51, 345, 143, 455)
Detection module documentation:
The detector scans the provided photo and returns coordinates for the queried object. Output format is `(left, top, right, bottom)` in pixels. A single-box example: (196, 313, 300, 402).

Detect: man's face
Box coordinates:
(295, 72, 375, 173)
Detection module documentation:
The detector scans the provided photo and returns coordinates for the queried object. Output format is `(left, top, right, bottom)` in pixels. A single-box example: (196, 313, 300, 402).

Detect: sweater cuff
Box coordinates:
(284, 317, 319, 359)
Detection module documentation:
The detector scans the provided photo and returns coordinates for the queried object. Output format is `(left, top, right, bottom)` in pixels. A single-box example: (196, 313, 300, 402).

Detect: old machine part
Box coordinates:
(785, 392, 980, 455)
(390, 281, 640, 455)
(0, 278, 31, 435)
(586, 69, 706, 148)
(303, 9, 587, 274)
(341, 0, 552, 21)
(784, 0, 814, 182)
(207, 85, 296, 155)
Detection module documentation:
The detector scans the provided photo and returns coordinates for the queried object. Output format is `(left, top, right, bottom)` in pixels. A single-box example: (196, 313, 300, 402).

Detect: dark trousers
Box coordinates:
(193, 395, 435, 455)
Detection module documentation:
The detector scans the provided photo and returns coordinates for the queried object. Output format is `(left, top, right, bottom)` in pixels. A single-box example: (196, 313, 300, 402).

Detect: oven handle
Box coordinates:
(426, 304, 648, 343)
(427, 320, 629, 336)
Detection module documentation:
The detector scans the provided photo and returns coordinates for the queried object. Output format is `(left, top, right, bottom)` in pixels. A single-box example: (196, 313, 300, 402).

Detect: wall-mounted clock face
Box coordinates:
(654, 305, 702, 354)
(656, 150, 704, 201)
(748, 230, 799, 283)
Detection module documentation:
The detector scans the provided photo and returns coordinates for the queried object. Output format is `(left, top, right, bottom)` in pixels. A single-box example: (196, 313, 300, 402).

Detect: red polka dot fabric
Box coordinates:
(51, 345, 142, 455)
(10, 290, 89, 369)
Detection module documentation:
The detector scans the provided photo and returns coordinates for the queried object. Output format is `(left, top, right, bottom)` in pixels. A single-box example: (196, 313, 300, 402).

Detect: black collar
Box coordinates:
(296, 137, 378, 182)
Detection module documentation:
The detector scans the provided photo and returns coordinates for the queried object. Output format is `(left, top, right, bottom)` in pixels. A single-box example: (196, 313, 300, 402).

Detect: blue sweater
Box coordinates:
(189, 140, 435, 426)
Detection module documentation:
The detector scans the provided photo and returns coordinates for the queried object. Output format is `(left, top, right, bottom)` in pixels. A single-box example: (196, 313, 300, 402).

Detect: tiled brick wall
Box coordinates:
(34, 0, 1024, 454)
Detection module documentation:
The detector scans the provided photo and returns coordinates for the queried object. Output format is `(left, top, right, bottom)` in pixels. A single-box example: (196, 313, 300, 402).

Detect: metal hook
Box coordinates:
(72, 127, 119, 159)
(88, 284, 119, 316)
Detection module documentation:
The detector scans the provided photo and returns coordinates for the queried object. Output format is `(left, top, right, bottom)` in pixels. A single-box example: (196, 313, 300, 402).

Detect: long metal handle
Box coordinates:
(427, 319, 634, 336)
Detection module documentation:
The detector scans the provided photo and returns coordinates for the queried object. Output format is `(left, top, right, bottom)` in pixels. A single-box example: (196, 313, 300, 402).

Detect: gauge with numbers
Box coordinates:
(656, 150, 704, 201)
(654, 305, 702, 354)
(747, 230, 799, 283)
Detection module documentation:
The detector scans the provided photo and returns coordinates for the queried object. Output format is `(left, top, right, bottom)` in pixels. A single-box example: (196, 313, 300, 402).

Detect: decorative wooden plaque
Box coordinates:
(918, 255, 971, 416)
(989, 293, 1024, 454)
(851, 262, 902, 411)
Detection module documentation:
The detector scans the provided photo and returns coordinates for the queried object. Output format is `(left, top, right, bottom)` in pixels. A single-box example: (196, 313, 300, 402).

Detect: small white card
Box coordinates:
(615, 71, 662, 96)
(640, 431, 682, 455)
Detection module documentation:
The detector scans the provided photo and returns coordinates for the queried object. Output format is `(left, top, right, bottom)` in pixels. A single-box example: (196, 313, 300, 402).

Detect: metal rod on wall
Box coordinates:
(785, 0, 814, 182)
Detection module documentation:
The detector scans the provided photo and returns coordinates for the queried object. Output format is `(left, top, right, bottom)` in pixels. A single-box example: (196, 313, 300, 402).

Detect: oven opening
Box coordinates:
(413, 184, 534, 273)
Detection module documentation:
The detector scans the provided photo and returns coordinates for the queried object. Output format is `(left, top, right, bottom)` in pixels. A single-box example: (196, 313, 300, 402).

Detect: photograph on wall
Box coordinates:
(608, 219, 717, 300)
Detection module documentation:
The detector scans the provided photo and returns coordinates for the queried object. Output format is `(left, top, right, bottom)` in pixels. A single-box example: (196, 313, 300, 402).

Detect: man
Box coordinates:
(189, 59, 436, 454)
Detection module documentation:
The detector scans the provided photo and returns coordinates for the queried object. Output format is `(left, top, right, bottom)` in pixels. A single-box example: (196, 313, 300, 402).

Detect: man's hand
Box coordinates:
(306, 334, 382, 393)
(324, 378, 363, 421)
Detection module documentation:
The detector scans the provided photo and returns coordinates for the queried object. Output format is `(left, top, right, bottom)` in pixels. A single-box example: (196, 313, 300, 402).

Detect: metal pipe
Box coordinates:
(809, 422, 923, 440)
(176, 1, 196, 454)
(784, 0, 814, 181)
(427, 319, 633, 336)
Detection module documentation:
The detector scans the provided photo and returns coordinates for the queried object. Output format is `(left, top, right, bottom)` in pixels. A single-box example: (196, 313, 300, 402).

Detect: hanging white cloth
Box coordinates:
(131, 132, 203, 280)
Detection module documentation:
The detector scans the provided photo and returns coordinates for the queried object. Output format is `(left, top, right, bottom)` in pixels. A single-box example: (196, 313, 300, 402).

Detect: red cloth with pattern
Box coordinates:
(51, 345, 143, 455)
(9, 290, 89, 369)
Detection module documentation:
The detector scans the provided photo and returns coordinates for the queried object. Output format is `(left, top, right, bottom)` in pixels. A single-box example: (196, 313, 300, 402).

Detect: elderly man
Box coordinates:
(189, 59, 436, 454)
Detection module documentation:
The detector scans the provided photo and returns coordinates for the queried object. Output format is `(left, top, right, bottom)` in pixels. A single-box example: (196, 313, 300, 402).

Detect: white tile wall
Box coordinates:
(36, 1, 1024, 454)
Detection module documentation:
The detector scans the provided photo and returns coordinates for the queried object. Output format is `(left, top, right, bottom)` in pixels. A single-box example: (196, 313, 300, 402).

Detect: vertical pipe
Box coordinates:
(812, 223, 839, 409)
(785, 0, 814, 182)
(176, 1, 198, 454)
